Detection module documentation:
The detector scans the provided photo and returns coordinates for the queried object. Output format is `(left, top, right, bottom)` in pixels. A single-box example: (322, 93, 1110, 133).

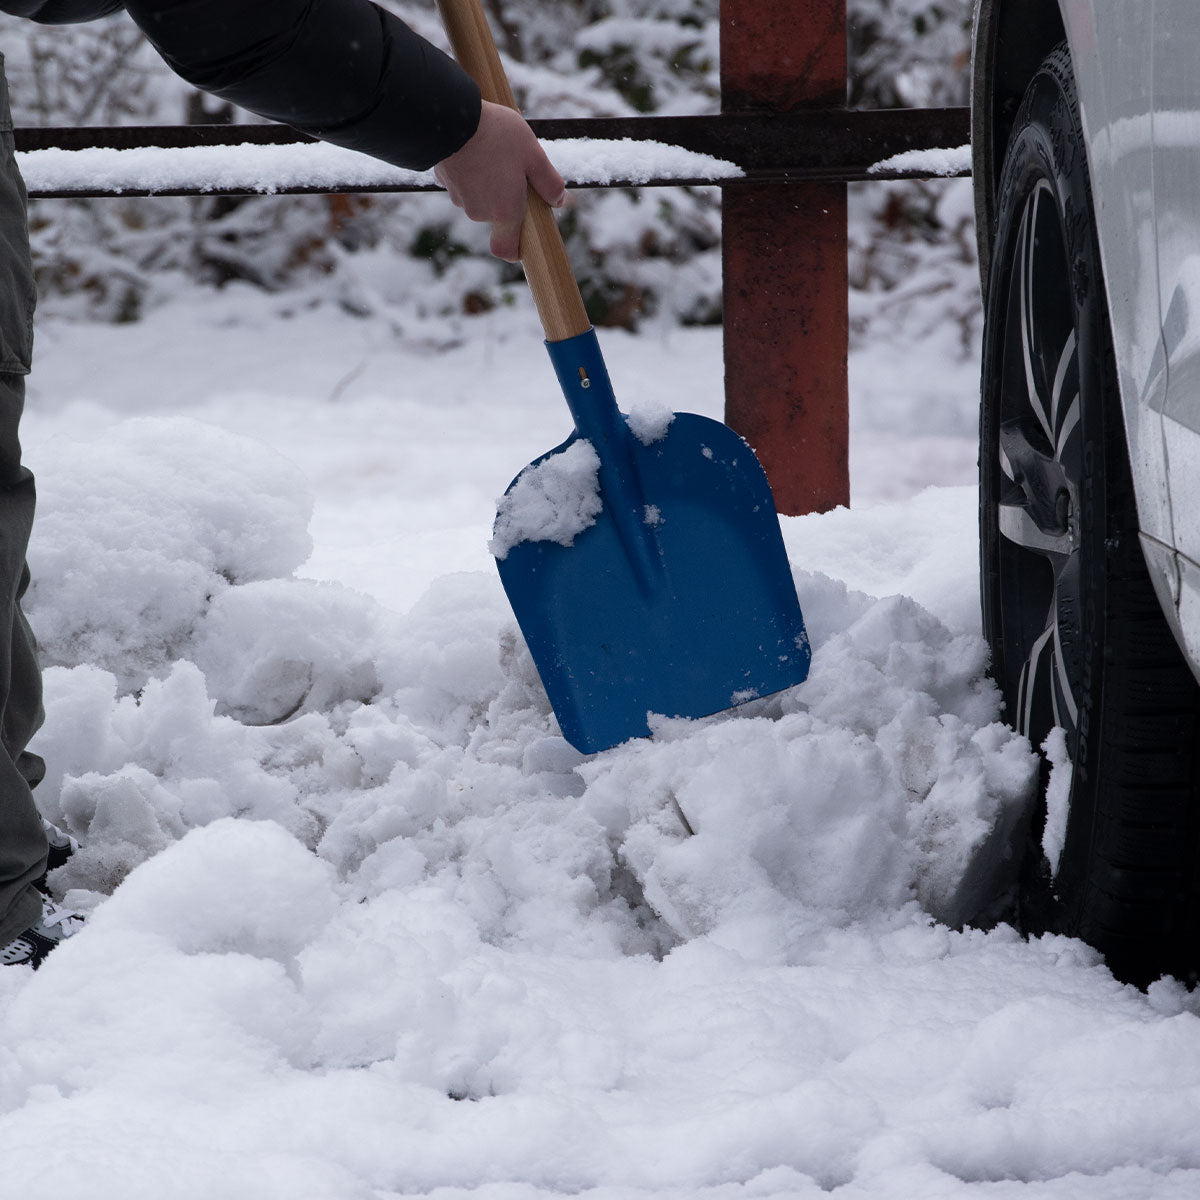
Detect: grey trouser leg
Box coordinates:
(0, 406, 44, 945)
(0, 52, 46, 946)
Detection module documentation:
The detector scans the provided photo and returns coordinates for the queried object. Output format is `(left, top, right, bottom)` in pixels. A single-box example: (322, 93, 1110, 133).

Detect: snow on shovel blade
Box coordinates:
(492, 328, 811, 754)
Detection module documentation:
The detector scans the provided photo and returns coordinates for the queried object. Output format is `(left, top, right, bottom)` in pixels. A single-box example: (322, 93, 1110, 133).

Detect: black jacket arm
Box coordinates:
(0, 0, 481, 170)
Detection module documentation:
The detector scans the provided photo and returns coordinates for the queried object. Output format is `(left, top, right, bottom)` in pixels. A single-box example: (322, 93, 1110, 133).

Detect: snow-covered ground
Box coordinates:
(2, 278, 1198, 1199)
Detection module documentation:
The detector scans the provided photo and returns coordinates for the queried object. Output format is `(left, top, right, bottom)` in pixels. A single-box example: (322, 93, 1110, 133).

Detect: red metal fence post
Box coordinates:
(721, 0, 849, 515)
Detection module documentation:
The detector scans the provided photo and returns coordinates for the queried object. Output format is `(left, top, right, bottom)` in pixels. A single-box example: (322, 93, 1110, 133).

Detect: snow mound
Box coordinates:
(27, 417, 313, 691)
(590, 588, 1036, 944)
(23, 418, 1036, 940)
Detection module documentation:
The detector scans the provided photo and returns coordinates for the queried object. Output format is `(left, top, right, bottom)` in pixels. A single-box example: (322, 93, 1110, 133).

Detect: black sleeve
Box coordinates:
(0, 1, 124, 20)
(122, 0, 481, 170)
(0, 0, 482, 170)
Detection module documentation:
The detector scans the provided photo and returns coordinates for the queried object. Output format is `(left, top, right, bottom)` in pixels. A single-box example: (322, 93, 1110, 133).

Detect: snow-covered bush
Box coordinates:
(847, 0, 978, 357)
(848, 0, 971, 110)
(2, 0, 724, 330)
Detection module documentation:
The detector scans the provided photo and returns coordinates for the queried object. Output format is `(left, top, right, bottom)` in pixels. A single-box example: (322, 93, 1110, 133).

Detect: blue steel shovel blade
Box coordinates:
(496, 412, 810, 754)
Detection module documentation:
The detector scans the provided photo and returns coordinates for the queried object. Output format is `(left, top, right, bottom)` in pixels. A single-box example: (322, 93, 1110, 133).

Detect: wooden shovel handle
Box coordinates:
(435, 0, 591, 343)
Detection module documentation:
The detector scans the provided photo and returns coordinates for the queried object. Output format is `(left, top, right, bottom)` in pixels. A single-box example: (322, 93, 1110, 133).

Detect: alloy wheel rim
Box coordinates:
(994, 178, 1085, 757)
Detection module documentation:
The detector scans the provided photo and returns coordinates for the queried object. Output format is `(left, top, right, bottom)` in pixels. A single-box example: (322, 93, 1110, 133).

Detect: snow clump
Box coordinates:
(489, 438, 603, 559)
(625, 399, 675, 445)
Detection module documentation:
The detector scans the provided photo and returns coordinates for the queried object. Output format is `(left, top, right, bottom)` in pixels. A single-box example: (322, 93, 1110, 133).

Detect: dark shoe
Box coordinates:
(1, 896, 84, 968)
(35, 817, 78, 894)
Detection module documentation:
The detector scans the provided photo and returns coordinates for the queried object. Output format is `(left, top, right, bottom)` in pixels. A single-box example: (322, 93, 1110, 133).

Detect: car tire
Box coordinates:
(980, 44, 1200, 986)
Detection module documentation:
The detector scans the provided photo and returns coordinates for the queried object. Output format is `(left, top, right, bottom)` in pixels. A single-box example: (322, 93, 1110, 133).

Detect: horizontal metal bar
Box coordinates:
(15, 108, 970, 198)
(16, 123, 317, 152)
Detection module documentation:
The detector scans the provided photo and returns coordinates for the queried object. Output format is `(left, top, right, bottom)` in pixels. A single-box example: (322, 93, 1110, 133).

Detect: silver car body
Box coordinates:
(973, 0, 1200, 679)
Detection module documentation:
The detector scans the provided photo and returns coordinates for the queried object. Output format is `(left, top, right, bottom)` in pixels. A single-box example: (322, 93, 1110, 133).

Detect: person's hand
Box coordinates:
(434, 100, 566, 262)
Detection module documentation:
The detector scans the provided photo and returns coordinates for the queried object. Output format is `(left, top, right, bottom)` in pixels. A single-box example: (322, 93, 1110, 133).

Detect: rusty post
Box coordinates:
(721, 0, 849, 515)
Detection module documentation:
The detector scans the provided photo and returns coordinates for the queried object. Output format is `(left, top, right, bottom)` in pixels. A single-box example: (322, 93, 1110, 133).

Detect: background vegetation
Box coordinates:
(0, 0, 977, 353)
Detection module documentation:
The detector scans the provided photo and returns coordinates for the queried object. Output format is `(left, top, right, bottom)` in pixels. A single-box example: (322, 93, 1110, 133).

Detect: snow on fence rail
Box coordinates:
(17, 138, 744, 198)
(14, 109, 970, 197)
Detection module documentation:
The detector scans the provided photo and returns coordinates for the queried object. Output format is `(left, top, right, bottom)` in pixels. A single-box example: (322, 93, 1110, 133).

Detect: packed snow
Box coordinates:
(0, 265, 1198, 1198)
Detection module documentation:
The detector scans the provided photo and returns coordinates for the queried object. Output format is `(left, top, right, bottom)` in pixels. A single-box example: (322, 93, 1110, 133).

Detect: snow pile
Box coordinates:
(27, 417, 313, 691)
(17, 412, 1038, 938)
(11, 395, 1034, 923)
(590, 587, 1036, 940)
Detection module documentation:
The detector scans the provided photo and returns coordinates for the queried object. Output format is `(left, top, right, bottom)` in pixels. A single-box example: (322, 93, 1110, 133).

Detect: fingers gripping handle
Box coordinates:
(435, 0, 590, 343)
